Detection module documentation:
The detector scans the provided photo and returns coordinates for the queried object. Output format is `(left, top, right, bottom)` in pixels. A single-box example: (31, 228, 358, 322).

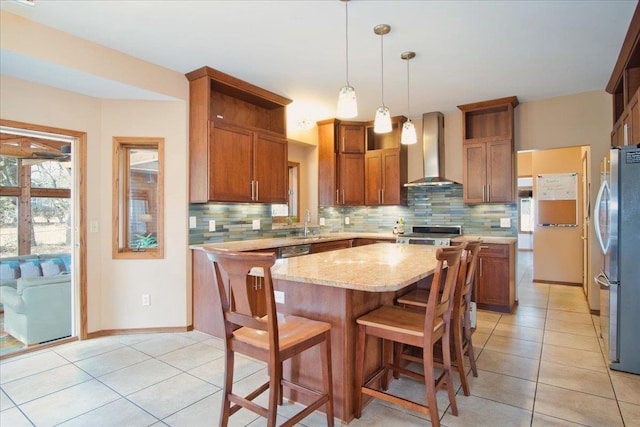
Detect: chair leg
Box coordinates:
(441, 327, 458, 416)
(464, 312, 478, 377)
(354, 325, 366, 418)
(382, 339, 392, 390)
(220, 349, 234, 426)
(320, 331, 334, 427)
(422, 342, 440, 427)
(267, 359, 281, 427)
(454, 318, 470, 396)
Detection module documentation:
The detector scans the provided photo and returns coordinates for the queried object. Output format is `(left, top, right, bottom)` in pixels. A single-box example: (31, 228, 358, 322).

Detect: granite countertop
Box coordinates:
(452, 235, 517, 245)
(190, 232, 396, 252)
(270, 243, 440, 292)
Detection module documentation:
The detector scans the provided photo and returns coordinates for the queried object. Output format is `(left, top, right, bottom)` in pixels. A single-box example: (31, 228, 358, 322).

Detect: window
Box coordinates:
(113, 137, 164, 259)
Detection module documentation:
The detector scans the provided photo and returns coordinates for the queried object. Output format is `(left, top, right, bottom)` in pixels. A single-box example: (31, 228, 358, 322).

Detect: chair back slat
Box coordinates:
(206, 249, 278, 339)
(424, 246, 463, 340)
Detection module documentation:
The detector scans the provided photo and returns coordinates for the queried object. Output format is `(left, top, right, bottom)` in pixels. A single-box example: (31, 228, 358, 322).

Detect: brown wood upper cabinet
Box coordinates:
(317, 119, 365, 206)
(364, 116, 408, 206)
(458, 96, 518, 204)
(607, 3, 640, 146)
(186, 66, 292, 203)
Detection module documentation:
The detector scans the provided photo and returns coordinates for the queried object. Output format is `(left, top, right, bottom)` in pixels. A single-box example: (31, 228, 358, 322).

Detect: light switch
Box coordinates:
(253, 219, 260, 230)
(500, 218, 511, 228)
(189, 216, 197, 229)
(319, 217, 325, 226)
(208, 220, 216, 232)
(344, 216, 350, 225)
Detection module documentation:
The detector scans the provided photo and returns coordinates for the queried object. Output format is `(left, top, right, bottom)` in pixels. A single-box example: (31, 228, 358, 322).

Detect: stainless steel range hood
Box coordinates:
(405, 111, 460, 187)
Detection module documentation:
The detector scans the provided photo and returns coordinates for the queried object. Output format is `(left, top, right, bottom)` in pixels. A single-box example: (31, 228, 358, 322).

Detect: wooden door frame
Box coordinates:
(0, 119, 88, 341)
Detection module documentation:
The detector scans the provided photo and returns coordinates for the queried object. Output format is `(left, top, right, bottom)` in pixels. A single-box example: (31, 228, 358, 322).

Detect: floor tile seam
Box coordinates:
(140, 338, 213, 361)
(465, 390, 536, 414)
(182, 369, 224, 391)
(51, 342, 128, 364)
(542, 326, 599, 338)
(592, 321, 628, 425)
(534, 377, 617, 400)
(4, 373, 98, 408)
(530, 410, 593, 427)
(4, 400, 36, 426)
(0, 357, 77, 388)
(527, 303, 548, 426)
(540, 341, 603, 356)
(473, 367, 537, 386)
(479, 346, 541, 362)
(151, 388, 222, 424)
(47, 394, 161, 427)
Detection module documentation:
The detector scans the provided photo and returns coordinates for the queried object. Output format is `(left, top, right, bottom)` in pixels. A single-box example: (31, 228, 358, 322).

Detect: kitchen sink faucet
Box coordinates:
(304, 209, 311, 237)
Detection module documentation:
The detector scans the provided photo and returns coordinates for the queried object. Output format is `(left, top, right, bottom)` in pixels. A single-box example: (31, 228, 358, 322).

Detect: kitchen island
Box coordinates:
(201, 242, 442, 422)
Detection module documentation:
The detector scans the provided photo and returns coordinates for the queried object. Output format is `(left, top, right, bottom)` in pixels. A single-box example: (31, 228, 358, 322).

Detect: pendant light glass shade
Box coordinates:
(373, 24, 391, 134)
(336, 0, 357, 118)
(337, 85, 358, 118)
(400, 51, 417, 144)
(374, 106, 392, 133)
(401, 119, 417, 144)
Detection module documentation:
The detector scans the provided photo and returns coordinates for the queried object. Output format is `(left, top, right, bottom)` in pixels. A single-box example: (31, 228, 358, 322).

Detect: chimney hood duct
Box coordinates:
(405, 111, 460, 187)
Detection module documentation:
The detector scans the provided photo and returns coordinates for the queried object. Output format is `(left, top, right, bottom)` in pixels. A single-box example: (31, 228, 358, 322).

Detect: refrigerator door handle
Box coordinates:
(594, 180, 610, 255)
(594, 272, 610, 288)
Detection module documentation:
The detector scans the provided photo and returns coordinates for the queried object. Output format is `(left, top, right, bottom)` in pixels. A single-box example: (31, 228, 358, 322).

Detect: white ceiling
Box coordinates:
(0, 0, 636, 122)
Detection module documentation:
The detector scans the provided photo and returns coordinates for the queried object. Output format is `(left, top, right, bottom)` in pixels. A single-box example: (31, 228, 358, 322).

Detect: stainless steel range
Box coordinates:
(395, 225, 462, 246)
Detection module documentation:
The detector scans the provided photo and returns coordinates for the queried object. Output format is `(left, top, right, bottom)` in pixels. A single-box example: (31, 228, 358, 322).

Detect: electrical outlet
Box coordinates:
(344, 216, 350, 225)
(142, 294, 150, 306)
(252, 219, 260, 230)
(189, 216, 197, 229)
(500, 218, 511, 228)
(274, 290, 285, 304)
(319, 217, 325, 226)
(208, 220, 216, 232)
(90, 220, 98, 233)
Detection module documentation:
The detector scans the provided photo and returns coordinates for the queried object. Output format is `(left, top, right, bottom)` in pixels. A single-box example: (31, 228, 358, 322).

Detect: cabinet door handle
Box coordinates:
(336, 189, 340, 205)
(487, 184, 491, 201)
(255, 181, 259, 201)
(381, 188, 384, 204)
(251, 181, 255, 201)
(482, 185, 486, 202)
(624, 123, 629, 146)
(342, 189, 345, 204)
(480, 258, 483, 276)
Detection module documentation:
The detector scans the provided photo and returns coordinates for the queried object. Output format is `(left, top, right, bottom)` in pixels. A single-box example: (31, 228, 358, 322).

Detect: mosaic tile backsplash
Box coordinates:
(188, 185, 518, 245)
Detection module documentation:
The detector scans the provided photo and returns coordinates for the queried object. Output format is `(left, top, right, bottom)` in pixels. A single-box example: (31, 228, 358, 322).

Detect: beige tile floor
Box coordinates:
(1, 252, 639, 426)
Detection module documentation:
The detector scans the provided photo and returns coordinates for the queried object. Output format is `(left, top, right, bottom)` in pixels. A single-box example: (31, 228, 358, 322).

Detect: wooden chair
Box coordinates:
(205, 249, 334, 427)
(354, 246, 463, 427)
(397, 240, 481, 396)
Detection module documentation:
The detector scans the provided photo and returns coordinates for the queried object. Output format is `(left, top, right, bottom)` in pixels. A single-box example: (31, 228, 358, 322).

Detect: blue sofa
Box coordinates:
(1, 274, 72, 345)
(0, 253, 72, 345)
(0, 253, 71, 307)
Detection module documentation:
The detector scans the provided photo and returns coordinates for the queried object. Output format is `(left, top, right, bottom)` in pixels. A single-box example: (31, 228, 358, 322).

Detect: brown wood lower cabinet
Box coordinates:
(352, 237, 397, 246)
(311, 239, 353, 253)
(474, 242, 516, 313)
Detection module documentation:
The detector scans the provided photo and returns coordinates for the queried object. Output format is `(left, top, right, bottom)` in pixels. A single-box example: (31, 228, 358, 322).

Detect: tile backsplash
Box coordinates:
(188, 185, 517, 245)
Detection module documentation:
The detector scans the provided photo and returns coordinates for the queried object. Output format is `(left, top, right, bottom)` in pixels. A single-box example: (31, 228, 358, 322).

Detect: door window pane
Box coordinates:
(30, 197, 71, 254)
(0, 196, 18, 256)
(30, 160, 71, 189)
(0, 156, 18, 187)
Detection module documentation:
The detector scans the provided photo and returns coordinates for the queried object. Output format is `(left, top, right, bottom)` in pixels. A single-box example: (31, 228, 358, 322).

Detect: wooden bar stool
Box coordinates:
(205, 249, 334, 427)
(354, 246, 463, 427)
(397, 241, 481, 396)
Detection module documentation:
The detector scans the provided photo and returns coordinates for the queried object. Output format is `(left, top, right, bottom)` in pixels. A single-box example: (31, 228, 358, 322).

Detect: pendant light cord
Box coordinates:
(380, 32, 385, 106)
(406, 58, 411, 117)
(345, 1, 350, 86)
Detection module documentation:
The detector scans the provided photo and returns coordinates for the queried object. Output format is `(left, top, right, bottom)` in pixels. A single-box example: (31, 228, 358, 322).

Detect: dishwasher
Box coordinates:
(278, 244, 311, 259)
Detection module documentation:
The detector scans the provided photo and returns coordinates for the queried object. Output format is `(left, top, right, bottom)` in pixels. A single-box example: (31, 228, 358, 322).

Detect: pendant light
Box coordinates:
(400, 51, 417, 145)
(336, 0, 358, 118)
(373, 24, 392, 134)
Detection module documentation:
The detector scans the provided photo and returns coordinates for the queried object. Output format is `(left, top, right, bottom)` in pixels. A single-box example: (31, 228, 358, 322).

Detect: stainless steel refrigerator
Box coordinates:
(595, 144, 640, 375)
